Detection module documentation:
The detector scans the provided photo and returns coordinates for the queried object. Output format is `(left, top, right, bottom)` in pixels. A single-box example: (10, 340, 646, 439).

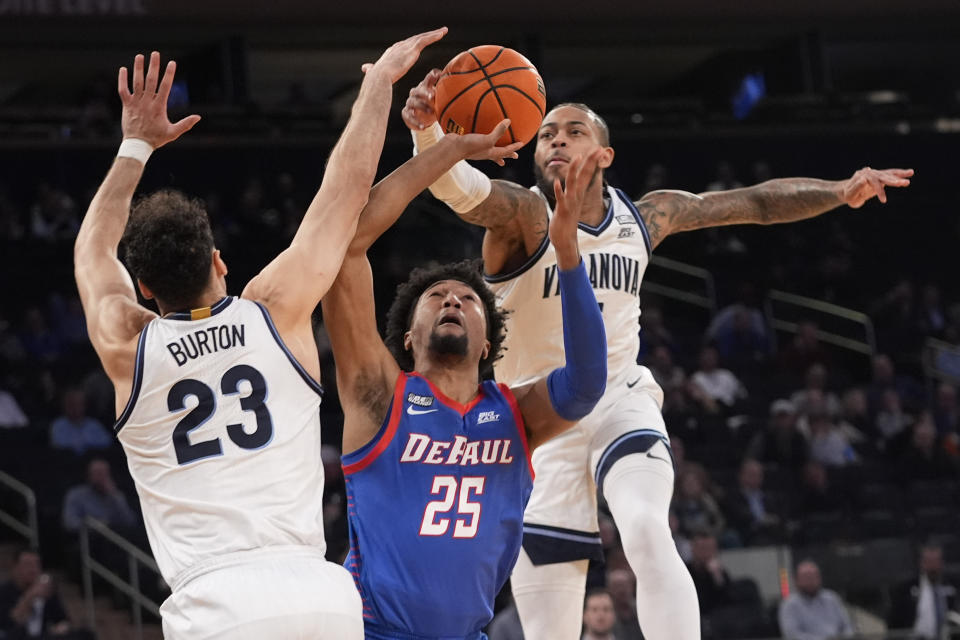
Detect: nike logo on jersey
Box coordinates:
(626, 377, 642, 388)
(407, 406, 439, 416)
(646, 451, 671, 465)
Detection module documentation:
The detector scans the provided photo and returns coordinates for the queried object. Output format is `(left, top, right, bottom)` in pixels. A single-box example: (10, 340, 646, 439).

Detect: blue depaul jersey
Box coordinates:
(342, 371, 534, 640)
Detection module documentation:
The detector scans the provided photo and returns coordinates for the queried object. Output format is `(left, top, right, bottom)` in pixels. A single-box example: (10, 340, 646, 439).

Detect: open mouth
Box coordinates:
(438, 312, 463, 327)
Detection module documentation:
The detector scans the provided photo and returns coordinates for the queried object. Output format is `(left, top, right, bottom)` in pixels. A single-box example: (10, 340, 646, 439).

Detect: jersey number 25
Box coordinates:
(419, 476, 485, 539)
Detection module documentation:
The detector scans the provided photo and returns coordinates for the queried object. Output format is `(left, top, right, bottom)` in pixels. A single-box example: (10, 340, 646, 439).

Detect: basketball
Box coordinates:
(434, 45, 546, 147)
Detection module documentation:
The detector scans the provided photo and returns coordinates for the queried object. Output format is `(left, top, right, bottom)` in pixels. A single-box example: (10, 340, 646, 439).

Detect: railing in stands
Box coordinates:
(0, 470, 38, 549)
(765, 289, 877, 357)
(80, 517, 161, 640)
(641, 255, 717, 312)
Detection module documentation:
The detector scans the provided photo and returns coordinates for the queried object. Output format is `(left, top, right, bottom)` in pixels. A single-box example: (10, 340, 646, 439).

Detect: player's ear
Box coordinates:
(598, 146, 614, 170)
(137, 280, 155, 300)
(403, 331, 413, 352)
(481, 339, 491, 361)
(212, 249, 228, 277)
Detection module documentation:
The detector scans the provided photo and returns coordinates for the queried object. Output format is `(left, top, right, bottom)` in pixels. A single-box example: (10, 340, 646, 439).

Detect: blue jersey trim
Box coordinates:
(576, 191, 615, 236)
(595, 430, 672, 491)
(483, 234, 550, 284)
(253, 302, 325, 397)
(164, 296, 235, 321)
(522, 523, 603, 565)
(614, 188, 653, 258)
(114, 322, 150, 434)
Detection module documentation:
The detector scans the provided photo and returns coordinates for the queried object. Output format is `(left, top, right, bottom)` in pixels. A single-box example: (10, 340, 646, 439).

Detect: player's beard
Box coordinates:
(534, 161, 603, 210)
(428, 331, 469, 360)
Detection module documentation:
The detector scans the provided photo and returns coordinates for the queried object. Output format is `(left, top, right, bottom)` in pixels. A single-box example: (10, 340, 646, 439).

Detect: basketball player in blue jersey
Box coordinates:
(321, 120, 608, 639)
(72, 31, 447, 639)
(403, 71, 913, 640)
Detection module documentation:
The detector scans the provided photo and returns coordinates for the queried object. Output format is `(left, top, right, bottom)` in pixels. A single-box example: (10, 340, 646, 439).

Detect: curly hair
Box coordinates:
(121, 189, 215, 311)
(384, 259, 507, 379)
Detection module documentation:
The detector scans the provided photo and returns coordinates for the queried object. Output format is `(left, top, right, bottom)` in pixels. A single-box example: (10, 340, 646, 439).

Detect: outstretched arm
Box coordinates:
(75, 52, 200, 394)
(511, 150, 608, 450)
(403, 69, 548, 276)
(323, 121, 520, 453)
(243, 28, 448, 333)
(637, 167, 913, 249)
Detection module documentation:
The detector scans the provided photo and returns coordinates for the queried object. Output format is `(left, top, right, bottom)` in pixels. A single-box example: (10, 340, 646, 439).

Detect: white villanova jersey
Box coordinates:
(488, 185, 652, 388)
(116, 296, 327, 587)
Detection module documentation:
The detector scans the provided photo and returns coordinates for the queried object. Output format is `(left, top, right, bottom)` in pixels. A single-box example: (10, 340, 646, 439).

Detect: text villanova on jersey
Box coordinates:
(542, 252, 642, 299)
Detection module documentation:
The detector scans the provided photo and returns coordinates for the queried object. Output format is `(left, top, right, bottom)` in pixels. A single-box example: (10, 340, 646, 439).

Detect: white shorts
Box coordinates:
(161, 546, 363, 640)
(521, 365, 670, 564)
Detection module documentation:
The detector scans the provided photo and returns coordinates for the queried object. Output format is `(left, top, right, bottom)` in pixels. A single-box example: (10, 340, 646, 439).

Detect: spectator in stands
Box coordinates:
(899, 413, 958, 481)
(724, 459, 784, 545)
(839, 388, 871, 438)
(49, 388, 111, 456)
(791, 364, 841, 418)
(0, 387, 28, 428)
(866, 354, 923, 417)
(917, 284, 946, 337)
(747, 400, 808, 471)
(599, 513, 628, 573)
(606, 569, 643, 640)
(49, 295, 87, 348)
(888, 542, 959, 639)
(19, 308, 61, 364)
(0, 548, 90, 639)
(933, 382, 959, 436)
(62, 458, 136, 535)
(807, 409, 859, 468)
(28, 183, 78, 242)
(690, 345, 747, 413)
(648, 345, 686, 397)
(777, 320, 831, 378)
(798, 461, 846, 515)
(673, 469, 726, 540)
(581, 589, 619, 640)
(706, 300, 769, 373)
(685, 533, 732, 614)
(638, 306, 676, 356)
(778, 559, 855, 640)
(873, 388, 913, 453)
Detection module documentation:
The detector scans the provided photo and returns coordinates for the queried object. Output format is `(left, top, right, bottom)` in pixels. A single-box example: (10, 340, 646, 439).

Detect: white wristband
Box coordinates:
(411, 122, 491, 213)
(117, 138, 154, 165)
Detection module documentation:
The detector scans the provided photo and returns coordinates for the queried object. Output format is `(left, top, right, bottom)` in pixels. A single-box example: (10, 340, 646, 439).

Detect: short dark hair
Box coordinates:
(551, 102, 610, 146)
(584, 587, 614, 606)
(122, 189, 214, 311)
(384, 260, 507, 378)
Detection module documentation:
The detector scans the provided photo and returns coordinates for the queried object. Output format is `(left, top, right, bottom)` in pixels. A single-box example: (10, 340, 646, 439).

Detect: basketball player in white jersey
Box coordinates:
(403, 70, 913, 639)
(73, 31, 446, 639)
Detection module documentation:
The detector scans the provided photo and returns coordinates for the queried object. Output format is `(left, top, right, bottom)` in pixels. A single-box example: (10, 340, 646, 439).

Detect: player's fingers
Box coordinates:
(878, 173, 910, 187)
(412, 26, 448, 51)
(144, 51, 161, 94)
(171, 114, 201, 137)
(425, 68, 443, 88)
(157, 60, 177, 102)
(117, 67, 131, 101)
(406, 97, 434, 115)
(868, 176, 886, 203)
(486, 118, 511, 140)
(553, 177, 564, 204)
(132, 54, 145, 95)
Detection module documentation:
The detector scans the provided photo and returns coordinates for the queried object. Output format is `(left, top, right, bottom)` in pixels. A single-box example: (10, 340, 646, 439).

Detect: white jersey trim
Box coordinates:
(252, 302, 325, 397)
(613, 188, 652, 257)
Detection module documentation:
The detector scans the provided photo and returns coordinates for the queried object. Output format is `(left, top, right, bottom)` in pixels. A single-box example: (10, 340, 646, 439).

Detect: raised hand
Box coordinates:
(842, 167, 913, 208)
(452, 119, 524, 167)
(118, 51, 201, 148)
(361, 27, 447, 84)
(402, 68, 442, 130)
(549, 148, 603, 268)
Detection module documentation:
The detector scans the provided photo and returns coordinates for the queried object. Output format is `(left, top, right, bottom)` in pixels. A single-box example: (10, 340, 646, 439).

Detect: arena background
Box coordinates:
(0, 1, 959, 638)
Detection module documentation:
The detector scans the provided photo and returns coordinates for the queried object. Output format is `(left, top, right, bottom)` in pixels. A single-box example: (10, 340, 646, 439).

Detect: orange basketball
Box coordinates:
(434, 45, 546, 147)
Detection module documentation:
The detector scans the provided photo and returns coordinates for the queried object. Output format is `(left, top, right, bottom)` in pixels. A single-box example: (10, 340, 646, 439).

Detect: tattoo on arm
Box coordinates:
(637, 178, 844, 248)
(459, 180, 546, 236)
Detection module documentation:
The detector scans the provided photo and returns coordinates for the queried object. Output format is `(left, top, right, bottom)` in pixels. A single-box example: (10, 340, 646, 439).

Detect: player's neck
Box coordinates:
(577, 181, 608, 227)
(416, 362, 480, 406)
(157, 289, 228, 318)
